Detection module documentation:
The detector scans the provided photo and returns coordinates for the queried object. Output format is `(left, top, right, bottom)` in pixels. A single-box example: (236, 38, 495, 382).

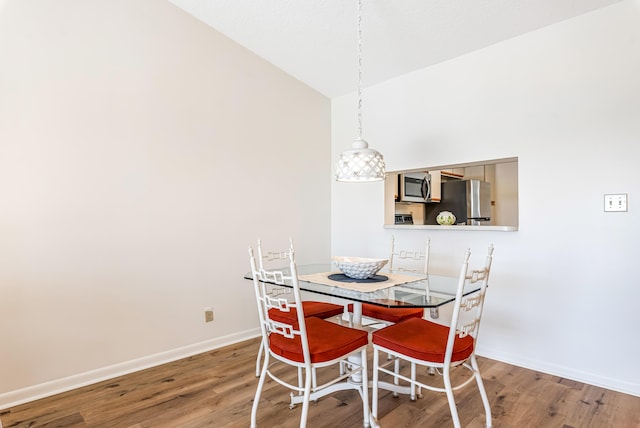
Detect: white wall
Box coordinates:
(0, 0, 331, 406)
(332, 0, 640, 396)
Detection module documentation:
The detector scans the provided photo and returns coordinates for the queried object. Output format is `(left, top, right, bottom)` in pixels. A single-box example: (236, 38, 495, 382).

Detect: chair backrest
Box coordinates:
(387, 235, 430, 276)
(256, 238, 294, 299)
(445, 245, 494, 364)
(249, 239, 311, 365)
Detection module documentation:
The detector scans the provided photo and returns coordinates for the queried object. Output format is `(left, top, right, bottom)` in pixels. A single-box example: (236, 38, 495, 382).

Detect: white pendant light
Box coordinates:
(336, 0, 385, 182)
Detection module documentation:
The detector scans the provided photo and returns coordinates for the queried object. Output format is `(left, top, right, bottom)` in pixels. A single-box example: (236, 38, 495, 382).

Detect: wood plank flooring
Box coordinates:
(1, 336, 638, 427)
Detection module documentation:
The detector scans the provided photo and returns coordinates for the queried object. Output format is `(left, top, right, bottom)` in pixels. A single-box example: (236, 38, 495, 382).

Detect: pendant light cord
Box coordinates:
(335, 0, 385, 181)
(357, 0, 363, 141)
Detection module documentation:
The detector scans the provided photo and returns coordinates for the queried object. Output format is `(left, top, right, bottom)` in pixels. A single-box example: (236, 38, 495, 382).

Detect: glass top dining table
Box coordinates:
(244, 263, 478, 310)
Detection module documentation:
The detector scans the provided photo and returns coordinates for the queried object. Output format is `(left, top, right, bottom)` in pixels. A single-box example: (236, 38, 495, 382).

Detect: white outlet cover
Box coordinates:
(604, 194, 628, 212)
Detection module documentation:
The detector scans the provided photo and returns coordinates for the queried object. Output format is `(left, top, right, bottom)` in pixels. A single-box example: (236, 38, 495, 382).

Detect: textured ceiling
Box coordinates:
(169, 0, 621, 98)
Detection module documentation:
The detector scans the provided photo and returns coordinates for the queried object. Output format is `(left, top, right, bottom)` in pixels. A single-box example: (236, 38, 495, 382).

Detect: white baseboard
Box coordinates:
(477, 348, 640, 398)
(0, 328, 261, 410)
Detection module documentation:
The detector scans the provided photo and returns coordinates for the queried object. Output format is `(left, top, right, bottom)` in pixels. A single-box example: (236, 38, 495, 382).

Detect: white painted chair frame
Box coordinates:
(253, 239, 344, 377)
(253, 238, 294, 377)
(388, 235, 430, 276)
(372, 245, 494, 428)
(249, 240, 371, 428)
(387, 235, 434, 319)
(384, 236, 433, 401)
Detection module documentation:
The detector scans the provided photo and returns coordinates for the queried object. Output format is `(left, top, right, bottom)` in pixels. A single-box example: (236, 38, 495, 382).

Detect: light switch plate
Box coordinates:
(604, 194, 627, 212)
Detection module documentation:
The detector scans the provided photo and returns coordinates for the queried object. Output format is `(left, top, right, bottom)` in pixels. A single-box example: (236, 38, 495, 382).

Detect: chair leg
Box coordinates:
(297, 367, 304, 396)
(416, 366, 435, 399)
(299, 367, 313, 428)
(471, 355, 493, 427)
(372, 348, 380, 420)
(312, 367, 318, 396)
(255, 338, 264, 377)
(443, 365, 462, 428)
(392, 355, 400, 397)
(361, 348, 370, 428)
(410, 362, 417, 401)
(251, 352, 270, 428)
(344, 306, 354, 328)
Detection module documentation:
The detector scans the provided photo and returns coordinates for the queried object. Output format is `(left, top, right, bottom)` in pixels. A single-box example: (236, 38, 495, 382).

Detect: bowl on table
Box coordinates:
(331, 256, 388, 279)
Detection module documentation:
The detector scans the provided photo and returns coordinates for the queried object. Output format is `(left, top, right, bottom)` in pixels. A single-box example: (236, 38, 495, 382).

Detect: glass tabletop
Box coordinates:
(244, 264, 479, 309)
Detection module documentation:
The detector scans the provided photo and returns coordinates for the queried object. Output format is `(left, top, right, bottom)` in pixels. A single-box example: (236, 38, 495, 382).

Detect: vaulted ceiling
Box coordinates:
(169, 0, 621, 98)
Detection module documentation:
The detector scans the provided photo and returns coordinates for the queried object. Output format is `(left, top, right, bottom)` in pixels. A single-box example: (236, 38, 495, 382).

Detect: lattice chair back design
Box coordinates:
(371, 245, 494, 428)
(249, 239, 371, 428)
(359, 236, 430, 325)
(387, 235, 430, 276)
(253, 239, 345, 377)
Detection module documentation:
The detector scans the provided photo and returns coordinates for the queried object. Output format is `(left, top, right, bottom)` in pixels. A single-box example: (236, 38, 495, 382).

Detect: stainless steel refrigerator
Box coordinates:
(425, 179, 492, 225)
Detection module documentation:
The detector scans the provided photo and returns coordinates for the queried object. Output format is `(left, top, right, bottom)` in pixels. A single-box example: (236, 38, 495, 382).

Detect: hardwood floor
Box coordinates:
(1, 337, 638, 427)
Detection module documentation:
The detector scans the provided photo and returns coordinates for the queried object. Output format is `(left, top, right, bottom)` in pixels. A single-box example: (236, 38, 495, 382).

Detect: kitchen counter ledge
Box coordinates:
(385, 224, 518, 232)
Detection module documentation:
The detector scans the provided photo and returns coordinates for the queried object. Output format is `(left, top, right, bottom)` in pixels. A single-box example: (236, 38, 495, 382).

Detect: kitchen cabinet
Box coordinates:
(462, 165, 485, 180)
(428, 171, 442, 202)
(428, 169, 464, 202)
(441, 168, 466, 177)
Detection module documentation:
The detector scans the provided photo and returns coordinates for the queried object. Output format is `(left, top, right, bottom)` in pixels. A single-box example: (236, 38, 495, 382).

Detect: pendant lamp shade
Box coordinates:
(335, 0, 385, 183)
(336, 138, 385, 182)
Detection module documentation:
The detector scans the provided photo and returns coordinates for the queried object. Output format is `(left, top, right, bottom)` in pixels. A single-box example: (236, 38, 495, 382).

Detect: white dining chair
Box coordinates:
(360, 236, 431, 325)
(249, 239, 371, 428)
(253, 239, 345, 377)
(346, 236, 430, 329)
(342, 236, 432, 399)
(371, 245, 494, 428)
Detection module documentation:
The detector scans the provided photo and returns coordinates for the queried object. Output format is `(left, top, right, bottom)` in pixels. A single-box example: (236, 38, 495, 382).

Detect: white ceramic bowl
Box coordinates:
(332, 256, 388, 279)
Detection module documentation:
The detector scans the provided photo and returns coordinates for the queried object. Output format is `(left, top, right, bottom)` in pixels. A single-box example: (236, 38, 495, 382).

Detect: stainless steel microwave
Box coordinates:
(398, 172, 434, 203)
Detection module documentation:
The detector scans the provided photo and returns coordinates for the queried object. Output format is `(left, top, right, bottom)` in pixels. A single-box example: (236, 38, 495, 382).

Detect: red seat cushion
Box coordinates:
(269, 317, 369, 363)
(371, 317, 474, 364)
(302, 301, 345, 319)
(268, 301, 344, 325)
(361, 303, 423, 324)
